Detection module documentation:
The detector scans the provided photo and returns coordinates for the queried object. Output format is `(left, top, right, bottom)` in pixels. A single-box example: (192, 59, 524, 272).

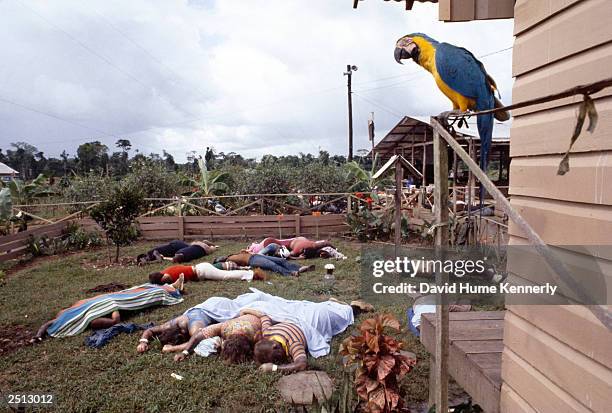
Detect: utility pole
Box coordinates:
(368, 111, 375, 161)
(344, 64, 358, 162)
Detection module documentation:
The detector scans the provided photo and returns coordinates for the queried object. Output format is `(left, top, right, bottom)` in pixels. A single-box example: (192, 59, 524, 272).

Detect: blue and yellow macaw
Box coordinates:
(394, 33, 509, 171)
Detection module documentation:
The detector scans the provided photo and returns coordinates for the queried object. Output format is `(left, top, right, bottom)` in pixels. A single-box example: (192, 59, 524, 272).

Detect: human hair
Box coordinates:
(148, 272, 164, 285)
(254, 338, 286, 365)
(136, 254, 148, 264)
(221, 335, 253, 364)
(157, 324, 189, 346)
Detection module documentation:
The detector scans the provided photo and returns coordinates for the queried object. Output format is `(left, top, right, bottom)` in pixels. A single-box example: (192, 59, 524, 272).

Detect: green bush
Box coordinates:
(63, 174, 113, 211)
(123, 160, 181, 199)
(90, 180, 145, 262)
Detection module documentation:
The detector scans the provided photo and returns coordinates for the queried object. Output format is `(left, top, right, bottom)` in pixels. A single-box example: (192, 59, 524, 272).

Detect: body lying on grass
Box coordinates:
(31, 276, 186, 342)
(247, 236, 336, 259)
(137, 289, 360, 372)
(215, 251, 314, 277)
(137, 239, 218, 265)
(148, 262, 266, 285)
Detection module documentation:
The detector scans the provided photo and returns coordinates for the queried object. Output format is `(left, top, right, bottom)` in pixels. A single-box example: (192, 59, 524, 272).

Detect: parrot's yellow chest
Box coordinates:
(415, 42, 475, 111)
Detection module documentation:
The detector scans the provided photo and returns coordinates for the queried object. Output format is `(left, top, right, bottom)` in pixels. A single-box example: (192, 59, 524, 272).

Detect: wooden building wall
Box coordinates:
(503, 0, 612, 411)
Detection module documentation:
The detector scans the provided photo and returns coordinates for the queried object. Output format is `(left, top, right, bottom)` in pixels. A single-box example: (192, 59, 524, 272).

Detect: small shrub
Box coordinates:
(63, 222, 103, 250)
(339, 314, 416, 413)
(89, 181, 145, 263)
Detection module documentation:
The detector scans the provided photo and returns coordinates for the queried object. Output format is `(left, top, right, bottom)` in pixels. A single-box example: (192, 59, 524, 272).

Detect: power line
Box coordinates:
(354, 45, 513, 93)
(15, 0, 198, 118)
(353, 93, 403, 118)
(0, 96, 122, 140)
(91, 9, 212, 102)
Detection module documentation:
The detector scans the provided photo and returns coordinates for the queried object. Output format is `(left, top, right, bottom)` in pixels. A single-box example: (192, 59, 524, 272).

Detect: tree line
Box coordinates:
(0, 139, 364, 181)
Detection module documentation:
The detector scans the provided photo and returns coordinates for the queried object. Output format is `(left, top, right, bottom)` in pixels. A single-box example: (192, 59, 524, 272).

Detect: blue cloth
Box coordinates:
(47, 284, 183, 337)
(184, 307, 214, 330)
(406, 308, 420, 337)
(85, 322, 155, 348)
(259, 243, 281, 256)
(248, 254, 300, 276)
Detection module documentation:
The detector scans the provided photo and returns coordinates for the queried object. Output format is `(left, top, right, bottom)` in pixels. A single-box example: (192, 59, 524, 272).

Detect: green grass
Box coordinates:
(0, 240, 431, 412)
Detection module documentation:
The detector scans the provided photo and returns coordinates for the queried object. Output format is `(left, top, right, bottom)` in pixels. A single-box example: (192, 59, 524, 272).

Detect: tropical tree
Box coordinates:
(345, 154, 388, 200)
(5, 174, 55, 205)
(184, 157, 229, 197)
(90, 180, 144, 263)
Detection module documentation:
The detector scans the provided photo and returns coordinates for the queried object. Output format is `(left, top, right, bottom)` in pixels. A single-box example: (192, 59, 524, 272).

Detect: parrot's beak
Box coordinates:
(394, 47, 411, 64)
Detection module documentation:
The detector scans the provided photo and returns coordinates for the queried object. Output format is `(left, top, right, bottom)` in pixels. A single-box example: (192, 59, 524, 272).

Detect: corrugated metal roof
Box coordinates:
(0, 162, 18, 175)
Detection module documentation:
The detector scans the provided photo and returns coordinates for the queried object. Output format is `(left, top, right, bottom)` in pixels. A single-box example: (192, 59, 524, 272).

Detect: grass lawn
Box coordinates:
(0, 239, 433, 412)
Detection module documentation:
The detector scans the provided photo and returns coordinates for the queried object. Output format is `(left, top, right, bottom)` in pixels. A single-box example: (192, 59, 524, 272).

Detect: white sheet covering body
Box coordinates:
(187, 288, 354, 358)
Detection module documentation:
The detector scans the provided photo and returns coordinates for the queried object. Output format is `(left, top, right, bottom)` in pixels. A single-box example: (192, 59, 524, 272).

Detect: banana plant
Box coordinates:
(0, 187, 12, 221)
(182, 158, 229, 197)
(6, 174, 56, 205)
(345, 154, 389, 203)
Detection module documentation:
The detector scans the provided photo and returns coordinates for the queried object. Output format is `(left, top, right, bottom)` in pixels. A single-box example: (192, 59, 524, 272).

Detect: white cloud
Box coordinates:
(0, 0, 514, 160)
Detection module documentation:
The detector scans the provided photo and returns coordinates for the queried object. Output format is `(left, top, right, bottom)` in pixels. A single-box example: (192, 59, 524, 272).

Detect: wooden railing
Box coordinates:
(138, 213, 348, 241)
(0, 221, 69, 262)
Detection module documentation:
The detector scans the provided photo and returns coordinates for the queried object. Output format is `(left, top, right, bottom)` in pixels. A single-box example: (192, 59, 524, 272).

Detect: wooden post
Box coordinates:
(394, 162, 403, 257)
(452, 151, 458, 244)
(260, 198, 265, 215)
(177, 199, 184, 241)
(432, 124, 449, 413)
(411, 133, 415, 165)
(466, 140, 474, 244)
(295, 214, 301, 236)
(422, 136, 427, 187)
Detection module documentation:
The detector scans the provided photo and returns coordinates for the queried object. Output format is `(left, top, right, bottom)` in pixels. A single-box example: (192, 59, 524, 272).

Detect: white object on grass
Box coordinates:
(171, 373, 184, 381)
(194, 336, 221, 357)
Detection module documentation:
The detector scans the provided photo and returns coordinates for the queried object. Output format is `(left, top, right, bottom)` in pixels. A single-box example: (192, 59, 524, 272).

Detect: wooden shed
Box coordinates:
(372, 116, 510, 187)
(503, 1, 612, 411)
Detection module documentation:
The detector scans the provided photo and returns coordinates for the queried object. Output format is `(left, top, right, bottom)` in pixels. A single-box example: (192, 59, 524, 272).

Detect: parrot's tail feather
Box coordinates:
(493, 96, 510, 122)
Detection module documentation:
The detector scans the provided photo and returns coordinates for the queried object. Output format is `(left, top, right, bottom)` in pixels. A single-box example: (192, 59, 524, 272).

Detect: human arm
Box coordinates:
(30, 319, 55, 343)
(137, 319, 180, 353)
(172, 329, 208, 362)
(259, 356, 308, 373)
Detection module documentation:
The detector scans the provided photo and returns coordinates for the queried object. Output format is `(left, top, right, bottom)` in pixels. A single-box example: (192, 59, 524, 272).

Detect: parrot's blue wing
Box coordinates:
(435, 42, 495, 173)
(434, 42, 490, 106)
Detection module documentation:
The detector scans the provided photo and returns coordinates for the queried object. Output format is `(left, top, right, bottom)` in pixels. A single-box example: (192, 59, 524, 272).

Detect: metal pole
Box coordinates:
(344, 65, 358, 162)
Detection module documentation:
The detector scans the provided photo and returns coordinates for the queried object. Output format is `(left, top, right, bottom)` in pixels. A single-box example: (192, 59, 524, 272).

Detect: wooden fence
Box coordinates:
(137, 214, 348, 241)
(0, 221, 69, 262)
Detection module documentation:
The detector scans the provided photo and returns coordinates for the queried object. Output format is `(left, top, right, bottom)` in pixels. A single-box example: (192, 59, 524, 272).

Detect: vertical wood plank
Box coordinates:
(395, 163, 403, 256)
(432, 123, 449, 413)
(177, 200, 184, 241)
(295, 214, 301, 236)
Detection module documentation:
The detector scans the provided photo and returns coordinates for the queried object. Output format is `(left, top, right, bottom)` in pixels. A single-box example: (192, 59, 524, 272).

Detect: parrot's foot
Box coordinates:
(439, 110, 469, 121)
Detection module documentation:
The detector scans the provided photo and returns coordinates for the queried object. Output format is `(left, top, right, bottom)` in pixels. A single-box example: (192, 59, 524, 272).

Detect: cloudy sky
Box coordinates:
(0, 0, 514, 161)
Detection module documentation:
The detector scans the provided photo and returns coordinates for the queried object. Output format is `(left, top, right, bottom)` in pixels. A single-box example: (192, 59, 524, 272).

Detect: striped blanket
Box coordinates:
(47, 284, 183, 338)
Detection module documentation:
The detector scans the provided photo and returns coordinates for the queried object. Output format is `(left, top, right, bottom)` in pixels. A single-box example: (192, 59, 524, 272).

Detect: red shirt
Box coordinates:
(162, 265, 197, 281)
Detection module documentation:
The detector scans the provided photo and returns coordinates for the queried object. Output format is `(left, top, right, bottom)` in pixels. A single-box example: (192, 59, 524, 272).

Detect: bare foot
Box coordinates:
(171, 274, 185, 293)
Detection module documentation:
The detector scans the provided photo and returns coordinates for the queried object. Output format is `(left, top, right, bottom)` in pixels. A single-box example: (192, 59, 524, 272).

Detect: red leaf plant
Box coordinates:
(339, 314, 416, 413)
